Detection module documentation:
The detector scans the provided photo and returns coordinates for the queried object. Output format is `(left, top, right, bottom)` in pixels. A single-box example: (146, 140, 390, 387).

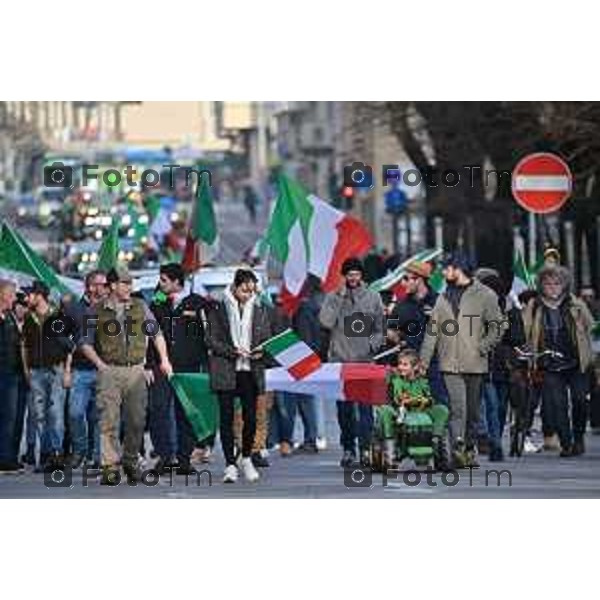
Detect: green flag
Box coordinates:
(193, 174, 217, 245)
(0, 221, 71, 296)
(97, 219, 120, 271)
(169, 373, 219, 442)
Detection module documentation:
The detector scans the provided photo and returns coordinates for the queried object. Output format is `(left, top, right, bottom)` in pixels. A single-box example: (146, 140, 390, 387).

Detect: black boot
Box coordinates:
(572, 438, 585, 456)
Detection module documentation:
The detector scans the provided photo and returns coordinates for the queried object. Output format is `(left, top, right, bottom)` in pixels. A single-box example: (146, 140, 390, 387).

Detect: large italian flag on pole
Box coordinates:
(265, 174, 372, 313)
(262, 328, 322, 379)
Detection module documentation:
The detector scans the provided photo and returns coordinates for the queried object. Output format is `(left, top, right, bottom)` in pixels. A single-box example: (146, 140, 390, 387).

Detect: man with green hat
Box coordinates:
(80, 267, 173, 484)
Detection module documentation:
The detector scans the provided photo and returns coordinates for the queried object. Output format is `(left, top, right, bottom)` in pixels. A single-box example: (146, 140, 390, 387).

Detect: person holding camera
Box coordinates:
(22, 281, 74, 472)
(319, 257, 384, 468)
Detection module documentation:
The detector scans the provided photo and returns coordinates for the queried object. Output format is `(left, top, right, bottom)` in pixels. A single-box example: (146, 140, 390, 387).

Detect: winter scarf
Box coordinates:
(223, 286, 255, 372)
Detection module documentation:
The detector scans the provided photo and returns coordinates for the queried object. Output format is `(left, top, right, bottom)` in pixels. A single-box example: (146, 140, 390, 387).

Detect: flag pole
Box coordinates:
(372, 344, 403, 362)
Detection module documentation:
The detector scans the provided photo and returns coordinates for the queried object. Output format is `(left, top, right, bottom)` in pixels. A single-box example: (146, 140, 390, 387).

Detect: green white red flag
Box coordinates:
(266, 363, 389, 404)
(262, 328, 321, 380)
(265, 174, 372, 314)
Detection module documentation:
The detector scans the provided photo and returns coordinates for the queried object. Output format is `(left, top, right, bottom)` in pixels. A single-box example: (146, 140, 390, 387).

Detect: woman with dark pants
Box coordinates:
(205, 269, 273, 483)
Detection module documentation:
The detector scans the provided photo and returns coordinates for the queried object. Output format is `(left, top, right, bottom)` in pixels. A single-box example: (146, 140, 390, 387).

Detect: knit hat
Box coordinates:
(341, 257, 365, 276)
(441, 252, 474, 276)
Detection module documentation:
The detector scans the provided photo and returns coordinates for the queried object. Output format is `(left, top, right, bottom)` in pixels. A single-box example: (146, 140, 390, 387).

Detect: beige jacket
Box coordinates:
(420, 279, 505, 374)
(522, 295, 595, 373)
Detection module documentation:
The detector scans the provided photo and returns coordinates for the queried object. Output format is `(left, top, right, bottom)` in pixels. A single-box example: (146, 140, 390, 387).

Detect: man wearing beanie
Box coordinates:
(421, 252, 504, 468)
(319, 257, 384, 468)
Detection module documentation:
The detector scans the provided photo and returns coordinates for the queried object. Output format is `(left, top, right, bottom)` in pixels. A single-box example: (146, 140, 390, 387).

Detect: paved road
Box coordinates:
(3, 401, 600, 499)
(211, 197, 268, 265)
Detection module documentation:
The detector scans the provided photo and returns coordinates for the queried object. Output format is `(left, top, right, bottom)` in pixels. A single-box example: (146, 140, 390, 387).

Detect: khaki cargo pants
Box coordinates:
(97, 364, 148, 468)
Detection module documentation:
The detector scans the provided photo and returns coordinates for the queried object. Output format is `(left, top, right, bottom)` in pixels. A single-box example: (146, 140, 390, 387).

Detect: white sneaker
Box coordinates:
(524, 437, 542, 454)
(223, 464, 239, 483)
(240, 457, 260, 482)
(316, 437, 328, 451)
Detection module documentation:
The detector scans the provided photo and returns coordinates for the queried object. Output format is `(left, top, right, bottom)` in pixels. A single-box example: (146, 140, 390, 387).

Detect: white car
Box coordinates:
(130, 264, 269, 301)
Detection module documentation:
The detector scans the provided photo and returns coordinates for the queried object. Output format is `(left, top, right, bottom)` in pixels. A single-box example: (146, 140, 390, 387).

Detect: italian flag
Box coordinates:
(265, 174, 372, 314)
(182, 173, 218, 273)
(266, 363, 389, 405)
(262, 328, 321, 379)
(509, 249, 535, 307)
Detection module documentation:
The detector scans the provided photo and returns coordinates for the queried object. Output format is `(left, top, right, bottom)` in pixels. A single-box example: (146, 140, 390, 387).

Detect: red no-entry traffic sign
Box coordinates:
(511, 153, 573, 214)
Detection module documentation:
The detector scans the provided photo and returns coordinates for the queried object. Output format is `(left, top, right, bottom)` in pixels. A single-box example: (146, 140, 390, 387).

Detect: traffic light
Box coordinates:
(340, 185, 354, 210)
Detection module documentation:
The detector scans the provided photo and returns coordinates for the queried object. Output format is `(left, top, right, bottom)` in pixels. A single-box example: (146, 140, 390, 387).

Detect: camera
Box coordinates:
(44, 466, 73, 488)
(344, 312, 374, 338)
(43, 162, 73, 188)
(343, 162, 373, 188)
(344, 466, 373, 488)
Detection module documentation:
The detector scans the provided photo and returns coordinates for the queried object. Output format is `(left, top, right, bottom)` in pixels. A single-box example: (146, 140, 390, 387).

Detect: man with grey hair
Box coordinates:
(523, 265, 594, 457)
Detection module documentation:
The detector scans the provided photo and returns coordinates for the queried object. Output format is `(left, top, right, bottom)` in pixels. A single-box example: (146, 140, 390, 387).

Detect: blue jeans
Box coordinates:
(149, 375, 177, 460)
(314, 397, 327, 439)
(336, 401, 373, 454)
(0, 373, 19, 464)
(30, 367, 66, 456)
(481, 381, 504, 452)
(428, 356, 449, 406)
(25, 387, 37, 448)
(69, 369, 99, 461)
(276, 392, 318, 445)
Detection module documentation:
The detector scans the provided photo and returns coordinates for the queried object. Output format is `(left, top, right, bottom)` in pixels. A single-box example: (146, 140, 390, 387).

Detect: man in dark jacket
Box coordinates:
(147, 263, 210, 475)
(22, 281, 75, 471)
(205, 269, 273, 483)
(63, 269, 108, 468)
(0, 279, 22, 473)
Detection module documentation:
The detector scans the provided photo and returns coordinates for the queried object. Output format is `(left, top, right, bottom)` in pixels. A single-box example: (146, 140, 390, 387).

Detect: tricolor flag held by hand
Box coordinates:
(262, 328, 321, 380)
(266, 363, 389, 405)
(265, 174, 372, 314)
